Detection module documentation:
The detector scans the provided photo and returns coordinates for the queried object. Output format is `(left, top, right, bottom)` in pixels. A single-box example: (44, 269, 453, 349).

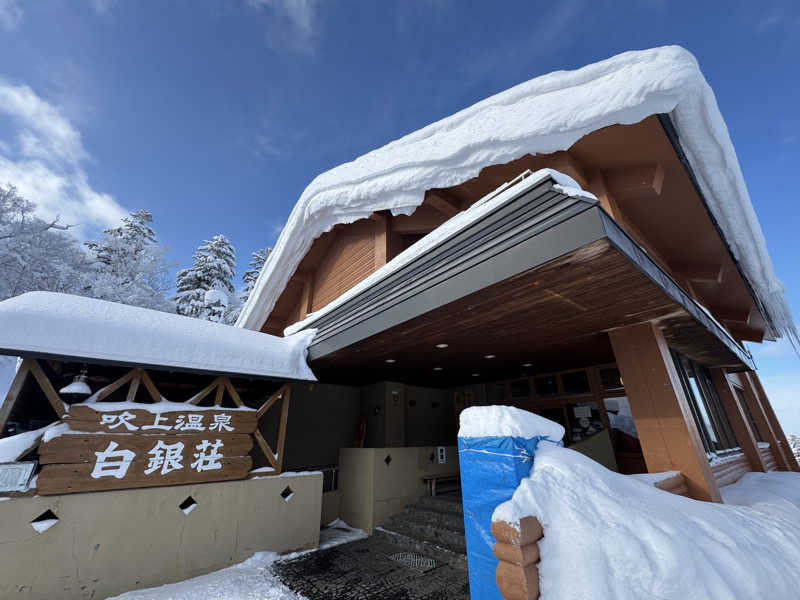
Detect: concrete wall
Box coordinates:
(405, 385, 456, 446)
(0, 473, 322, 600)
(339, 446, 459, 533)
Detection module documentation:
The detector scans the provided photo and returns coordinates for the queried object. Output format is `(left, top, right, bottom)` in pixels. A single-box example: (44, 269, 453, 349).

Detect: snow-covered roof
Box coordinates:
(0, 292, 316, 381)
(236, 45, 795, 344)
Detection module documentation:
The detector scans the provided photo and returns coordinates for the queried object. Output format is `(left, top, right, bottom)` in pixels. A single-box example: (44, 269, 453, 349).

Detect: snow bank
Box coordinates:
(721, 471, 800, 516)
(237, 45, 795, 346)
(494, 444, 800, 599)
(0, 292, 316, 382)
(285, 168, 593, 334)
(0, 424, 54, 461)
(109, 520, 366, 600)
(458, 405, 565, 443)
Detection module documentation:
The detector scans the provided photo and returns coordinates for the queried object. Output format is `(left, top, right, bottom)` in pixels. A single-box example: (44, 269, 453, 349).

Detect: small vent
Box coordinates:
(179, 496, 198, 515)
(281, 486, 294, 502)
(384, 454, 392, 466)
(31, 509, 59, 534)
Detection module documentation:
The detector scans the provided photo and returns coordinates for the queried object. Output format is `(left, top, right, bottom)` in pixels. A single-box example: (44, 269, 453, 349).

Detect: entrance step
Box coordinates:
(373, 526, 468, 570)
(384, 514, 466, 554)
(415, 493, 464, 516)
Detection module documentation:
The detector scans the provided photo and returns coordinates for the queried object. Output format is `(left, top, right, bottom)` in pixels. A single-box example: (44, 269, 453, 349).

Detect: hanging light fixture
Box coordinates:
(59, 367, 92, 402)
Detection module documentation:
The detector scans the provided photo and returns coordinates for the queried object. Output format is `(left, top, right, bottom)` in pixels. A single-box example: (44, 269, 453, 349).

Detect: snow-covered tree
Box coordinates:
(174, 235, 237, 323)
(0, 184, 89, 301)
(83, 209, 173, 311)
(788, 433, 800, 464)
(241, 247, 271, 303)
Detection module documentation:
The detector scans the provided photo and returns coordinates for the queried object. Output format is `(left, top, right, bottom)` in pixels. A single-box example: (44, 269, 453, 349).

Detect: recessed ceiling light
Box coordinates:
(385, 359, 396, 364)
(484, 354, 496, 359)
(435, 343, 449, 349)
(522, 363, 533, 367)
(433, 366, 443, 371)
(472, 373, 480, 377)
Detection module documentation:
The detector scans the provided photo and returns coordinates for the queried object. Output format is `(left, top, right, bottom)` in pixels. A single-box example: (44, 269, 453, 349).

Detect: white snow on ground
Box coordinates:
(628, 471, 681, 486)
(110, 520, 366, 600)
(0, 292, 317, 381)
(238, 45, 796, 347)
(458, 403, 565, 442)
(285, 168, 592, 335)
(494, 442, 800, 599)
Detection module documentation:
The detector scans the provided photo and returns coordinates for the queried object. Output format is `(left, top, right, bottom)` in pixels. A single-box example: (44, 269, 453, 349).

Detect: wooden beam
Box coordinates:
(674, 263, 724, 285)
(710, 369, 767, 472)
(138, 369, 162, 403)
(609, 322, 721, 502)
(91, 369, 137, 403)
(711, 306, 753, 325)
(253, 429, 280, 471)
(125, 374, 141, 403)
(727, 325, 764, 343)
(425, 190, 461, 218)
(224, 378, 244, 407)
(257, 384, 287, 418)
(605, 163, 665, 200)
(373, 212, 389, 269)
(0, 359, 31, 433)
(187, 377, 224, 405)
(738, 371, 791, 470)
(585, 170, 622, 221)
(275, 384, 291, 473)
(298, 273, 315, 321)
(749, 372, 800, 471)
(214, 381, 224, 406)
(29, 359, 66, 418)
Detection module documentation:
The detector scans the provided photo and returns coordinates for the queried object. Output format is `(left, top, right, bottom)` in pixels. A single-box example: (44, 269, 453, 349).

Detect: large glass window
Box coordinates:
(672, 352, 739, 455)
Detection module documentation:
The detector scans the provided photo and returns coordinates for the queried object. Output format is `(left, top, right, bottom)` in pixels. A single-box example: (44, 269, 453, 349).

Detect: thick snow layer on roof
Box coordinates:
(284, 168, 593, 335)
(494, 442, 800, 599)
(458, 404, 565, 443)
(0, 292, 316, 381)
(0, 424, 54, 461)
(237, 45, 795, 346)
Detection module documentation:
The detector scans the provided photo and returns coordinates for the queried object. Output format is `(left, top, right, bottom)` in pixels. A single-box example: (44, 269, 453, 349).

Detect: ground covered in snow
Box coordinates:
(494, 443, 800, 600)
(109, 520, 366, 600)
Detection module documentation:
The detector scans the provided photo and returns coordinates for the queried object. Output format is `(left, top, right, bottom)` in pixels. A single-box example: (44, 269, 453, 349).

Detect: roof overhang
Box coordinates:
(298, 176, 753, 384)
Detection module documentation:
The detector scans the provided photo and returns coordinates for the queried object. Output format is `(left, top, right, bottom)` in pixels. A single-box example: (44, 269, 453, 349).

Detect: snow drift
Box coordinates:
(237, 45, 795, 347)
(494, 442, 800, 600)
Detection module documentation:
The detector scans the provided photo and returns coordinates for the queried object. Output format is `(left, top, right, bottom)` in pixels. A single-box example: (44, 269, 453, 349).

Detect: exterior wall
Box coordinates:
(0, 473, 322, 600)
(338, 446, 458, 533)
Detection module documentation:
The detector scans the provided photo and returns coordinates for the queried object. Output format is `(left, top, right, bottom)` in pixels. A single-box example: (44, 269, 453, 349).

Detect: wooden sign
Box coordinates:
(66, 405, 258, 434)
(37, 403, 260, 495)
(37, 433, 253, 495)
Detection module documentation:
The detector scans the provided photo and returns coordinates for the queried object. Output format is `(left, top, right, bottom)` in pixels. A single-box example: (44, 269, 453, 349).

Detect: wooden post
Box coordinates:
(739, 372, 791, 471)
(748, 372, 800, 472)
(608, 322, 721, 502)
(709, 369, 767, 472)
(492, 517, 542, 600)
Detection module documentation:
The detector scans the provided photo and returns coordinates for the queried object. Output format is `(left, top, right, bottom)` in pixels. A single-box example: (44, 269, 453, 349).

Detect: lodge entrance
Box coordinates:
(454, 363, 646, 474)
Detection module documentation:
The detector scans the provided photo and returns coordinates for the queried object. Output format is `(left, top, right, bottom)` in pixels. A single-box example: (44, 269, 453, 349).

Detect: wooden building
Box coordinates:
(236, 46, 798, 508)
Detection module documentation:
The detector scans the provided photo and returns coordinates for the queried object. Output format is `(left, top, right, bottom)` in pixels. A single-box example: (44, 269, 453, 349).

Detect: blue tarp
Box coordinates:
(458, 435, 553, 600)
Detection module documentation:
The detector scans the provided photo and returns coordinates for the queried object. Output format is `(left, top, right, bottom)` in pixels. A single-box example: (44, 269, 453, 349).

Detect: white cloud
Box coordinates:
(0, 0, 23, 31)
(246, 0, 319, 54)
(0, 81, 127, 235)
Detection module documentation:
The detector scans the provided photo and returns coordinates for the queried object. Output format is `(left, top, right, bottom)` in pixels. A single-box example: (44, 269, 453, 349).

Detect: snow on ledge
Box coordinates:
(237, 45, 796, 346)
(492, 443, 800, 598)
(0, 292, 317, 382)
(458, 405, 565, 443)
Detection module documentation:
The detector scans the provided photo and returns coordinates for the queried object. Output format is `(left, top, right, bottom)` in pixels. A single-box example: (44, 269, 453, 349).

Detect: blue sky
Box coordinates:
(1, 1, 799, 431)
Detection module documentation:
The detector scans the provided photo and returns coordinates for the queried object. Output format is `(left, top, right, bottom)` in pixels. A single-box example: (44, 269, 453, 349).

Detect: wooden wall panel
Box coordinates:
(710, 453, 750, 487)
(311, 221, 377, 312)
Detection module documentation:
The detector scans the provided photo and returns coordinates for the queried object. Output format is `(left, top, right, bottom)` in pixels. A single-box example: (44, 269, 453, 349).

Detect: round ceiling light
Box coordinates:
(522, 363, 533, 368)
(433, 366, 443, 371)
(385, 359, 396, 364)
(435, 343, 449, 349)
(484, 354, 496, 359)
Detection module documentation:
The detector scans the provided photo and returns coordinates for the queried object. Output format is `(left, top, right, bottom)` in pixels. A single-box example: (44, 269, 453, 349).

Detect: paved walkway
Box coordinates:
(274, 536, 469, 600)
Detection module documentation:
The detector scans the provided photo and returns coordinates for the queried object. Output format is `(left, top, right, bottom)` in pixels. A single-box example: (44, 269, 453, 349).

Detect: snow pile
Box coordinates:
(0, 292, 316, 381)
(721, 471, 800, 516)
(0, 423, 57, 461)
(458, 404, 565, 442)
(110, 520, 366, 600)
(494, 443, 800, 599)
(238, 45, 795, 346)
(285, 169, 592, 334)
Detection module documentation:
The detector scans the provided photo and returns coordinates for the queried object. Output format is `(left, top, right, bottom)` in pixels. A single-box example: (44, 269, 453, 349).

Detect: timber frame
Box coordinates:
(0, 359, 293, 474)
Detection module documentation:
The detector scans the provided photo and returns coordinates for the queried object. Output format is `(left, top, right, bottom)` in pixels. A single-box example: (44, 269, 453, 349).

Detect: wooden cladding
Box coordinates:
(710, 453, 750, 487)
(760, 445, 778, 472)
(311, 221, 377, 312)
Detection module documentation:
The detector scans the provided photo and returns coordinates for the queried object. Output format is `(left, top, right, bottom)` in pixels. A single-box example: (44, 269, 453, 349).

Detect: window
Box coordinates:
(561, 370, 591, 395)
(672, 352, 739, 455)
(533, 375, 558, 396)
